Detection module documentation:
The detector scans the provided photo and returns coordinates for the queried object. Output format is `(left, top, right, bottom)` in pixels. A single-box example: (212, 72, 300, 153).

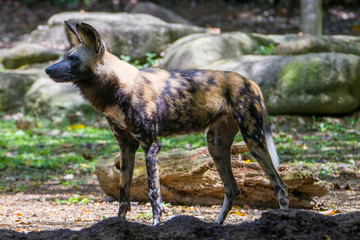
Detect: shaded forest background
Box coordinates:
(1, 0, 360, 49)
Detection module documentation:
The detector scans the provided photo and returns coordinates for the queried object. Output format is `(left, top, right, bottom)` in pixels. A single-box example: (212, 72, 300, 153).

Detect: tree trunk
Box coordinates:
(301, 0, 322, 35)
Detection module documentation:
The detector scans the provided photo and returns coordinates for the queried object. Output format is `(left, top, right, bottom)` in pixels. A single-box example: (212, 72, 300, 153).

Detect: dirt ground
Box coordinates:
(1, 208, 359, 240)
(0, 172, 359, 233)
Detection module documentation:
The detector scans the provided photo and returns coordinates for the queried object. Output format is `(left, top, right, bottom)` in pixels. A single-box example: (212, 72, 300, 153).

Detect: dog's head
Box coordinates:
(45, 21, 105, 83)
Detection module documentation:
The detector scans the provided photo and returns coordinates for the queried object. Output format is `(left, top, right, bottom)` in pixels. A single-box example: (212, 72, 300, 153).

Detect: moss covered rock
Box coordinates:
(206, 53, 360, 114)
(274, 53, 360, 114)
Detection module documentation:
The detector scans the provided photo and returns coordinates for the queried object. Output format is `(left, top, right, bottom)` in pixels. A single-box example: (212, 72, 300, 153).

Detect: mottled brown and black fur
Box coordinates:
(45, 21, 289, 225)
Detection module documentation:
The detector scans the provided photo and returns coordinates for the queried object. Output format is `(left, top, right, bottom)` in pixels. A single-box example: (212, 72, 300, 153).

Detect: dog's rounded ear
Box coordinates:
(76, 22, 105, 57)
(64, 21, 82, 46)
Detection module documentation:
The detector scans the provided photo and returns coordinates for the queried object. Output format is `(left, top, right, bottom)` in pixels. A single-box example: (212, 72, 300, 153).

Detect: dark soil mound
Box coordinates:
(1, 209, 359, 240)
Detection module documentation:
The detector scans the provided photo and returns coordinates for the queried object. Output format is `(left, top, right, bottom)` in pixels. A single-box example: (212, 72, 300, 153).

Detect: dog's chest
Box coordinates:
(104, 105, 127, 129)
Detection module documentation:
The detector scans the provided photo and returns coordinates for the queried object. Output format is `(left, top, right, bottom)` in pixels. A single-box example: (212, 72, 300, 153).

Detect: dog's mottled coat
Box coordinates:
(45, 21, 289, 225)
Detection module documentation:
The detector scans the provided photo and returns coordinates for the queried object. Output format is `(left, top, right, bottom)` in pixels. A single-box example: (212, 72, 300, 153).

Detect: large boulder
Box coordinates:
(206, 53, 360, 114)
(130, 1, 193, 25)
(95, 142, 330, 209)
(0, 69, 43, 111)
(160, 32, 360, 114)
(24, 76, 90, 116)
(25, 24, 68, 50)
(0, 43, 63, 69)
(0, 67, 89, 115)
(161, 32, 273, 70)
(26, 12, 206, 60)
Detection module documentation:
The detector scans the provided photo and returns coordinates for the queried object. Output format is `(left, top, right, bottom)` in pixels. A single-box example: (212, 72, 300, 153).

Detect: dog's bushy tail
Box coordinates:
(264, 124, 279, 171)
(250, 81, 280, 172)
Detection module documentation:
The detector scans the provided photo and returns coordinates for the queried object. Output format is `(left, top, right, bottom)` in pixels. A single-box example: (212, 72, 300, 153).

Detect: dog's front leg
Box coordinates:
(106, 117, 140, 219)
(143, 139, 163, 225)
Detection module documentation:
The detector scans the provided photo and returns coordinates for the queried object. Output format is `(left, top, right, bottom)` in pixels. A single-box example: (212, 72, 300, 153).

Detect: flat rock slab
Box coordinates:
(0, 43, 63, 69)
(95, 142, 330, 209)
(271, 34, 360, 56)
(3, 209, 359, 240)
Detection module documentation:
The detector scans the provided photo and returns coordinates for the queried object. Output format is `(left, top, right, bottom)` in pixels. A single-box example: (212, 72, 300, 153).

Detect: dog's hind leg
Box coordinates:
(142, 138, 163, 225)
(234, 88, 289, 210)
(207, 115, 240, 224)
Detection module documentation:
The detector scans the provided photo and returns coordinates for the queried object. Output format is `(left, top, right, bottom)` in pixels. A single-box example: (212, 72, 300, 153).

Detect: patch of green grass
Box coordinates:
(0, 115, 118, 182)
(60, 179, 86, 187)
(257, 44, 276, 55)
(0, 182, 28, 193)
(1, 112, 358, 186)
(273, 115, 360, 165)
(120, 52, 162, 69)
(0, 113, 243, 186)
(136, 212, 153, 220)
(53, 194, 91, 205)
(160, 133, 243, 151)
(162, 202, 172, 208)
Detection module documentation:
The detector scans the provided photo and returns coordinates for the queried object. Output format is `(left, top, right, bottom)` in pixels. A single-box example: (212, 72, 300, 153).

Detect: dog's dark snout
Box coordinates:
(45, 66, 53, 75)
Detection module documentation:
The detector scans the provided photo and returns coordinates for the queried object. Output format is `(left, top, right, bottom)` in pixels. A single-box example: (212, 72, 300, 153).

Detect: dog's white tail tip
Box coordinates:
(266, 133, 279, 171)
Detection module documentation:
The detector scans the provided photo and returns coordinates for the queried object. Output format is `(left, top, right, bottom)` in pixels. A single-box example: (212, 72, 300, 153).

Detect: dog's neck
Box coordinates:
(74, 51, 138, 113)
(99, 51, 139, 94)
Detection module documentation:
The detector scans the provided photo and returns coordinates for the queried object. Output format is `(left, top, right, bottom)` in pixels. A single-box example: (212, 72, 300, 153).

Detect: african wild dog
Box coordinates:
(45, 21, 289, 225)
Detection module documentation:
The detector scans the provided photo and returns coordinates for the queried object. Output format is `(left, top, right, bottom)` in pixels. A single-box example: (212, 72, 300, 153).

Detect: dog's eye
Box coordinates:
(69, 55, 79, 62)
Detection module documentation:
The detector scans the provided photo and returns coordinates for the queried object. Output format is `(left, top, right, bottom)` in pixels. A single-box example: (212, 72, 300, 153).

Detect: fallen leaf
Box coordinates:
(20, 221, 31, 225)
(244, 160, 252, 163)
(63, 173, 74, 180)
(235, 210, 247, 216)
(319, 209, 336, 215)
(243, 204, 250, 209)
(67, 124, 86, 130)
(207, 27, 221, 34)
(80, 163, 91, 168)
(16, 213, 23, 217)
(15, 119, 36, 130)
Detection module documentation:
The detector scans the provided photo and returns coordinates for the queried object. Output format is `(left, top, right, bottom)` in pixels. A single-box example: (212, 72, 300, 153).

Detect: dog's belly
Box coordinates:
(155, 110, 226, 137)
